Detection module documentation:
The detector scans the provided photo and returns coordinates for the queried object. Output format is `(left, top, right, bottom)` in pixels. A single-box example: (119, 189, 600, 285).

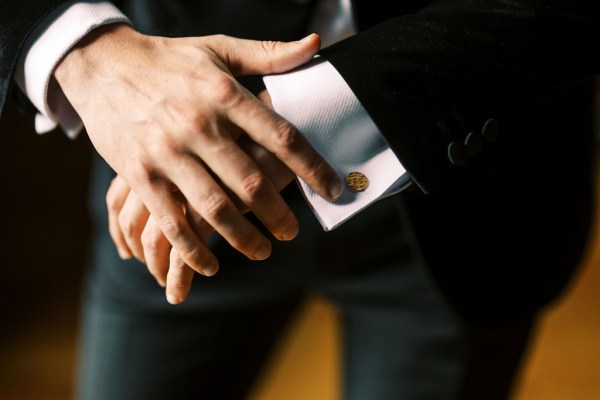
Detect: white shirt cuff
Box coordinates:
(263, 57, 410, 231)
(14, 1, 130, 138)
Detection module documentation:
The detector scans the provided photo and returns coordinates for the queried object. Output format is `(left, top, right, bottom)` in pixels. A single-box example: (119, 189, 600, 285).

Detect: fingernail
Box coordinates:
(117, 249, 131, 260)
(281, 224, 299, 241)
(202, 263, 218, 277)
(298, 33, 315, 43)
(166, 293, 180, 305)
(329, 179, 343, 200)
(254, 244, 271, 260)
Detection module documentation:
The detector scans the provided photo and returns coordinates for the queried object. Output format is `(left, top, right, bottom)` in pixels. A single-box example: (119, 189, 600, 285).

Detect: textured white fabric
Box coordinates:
(14, 1, 130, 138)
(264, 58, 409, 231)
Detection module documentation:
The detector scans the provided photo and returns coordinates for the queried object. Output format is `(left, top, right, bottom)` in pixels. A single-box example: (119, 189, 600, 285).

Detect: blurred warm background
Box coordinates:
(1, 92, 600, 399)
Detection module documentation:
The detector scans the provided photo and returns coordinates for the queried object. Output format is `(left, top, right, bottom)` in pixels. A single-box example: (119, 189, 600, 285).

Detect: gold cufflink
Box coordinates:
(345, 171, 369, 192)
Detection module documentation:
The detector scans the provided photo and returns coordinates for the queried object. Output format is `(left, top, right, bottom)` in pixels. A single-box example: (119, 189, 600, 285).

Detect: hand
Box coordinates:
(107, 130, 296, 303)
(106, 175, 206, 303)
(55, 24, 342, 276)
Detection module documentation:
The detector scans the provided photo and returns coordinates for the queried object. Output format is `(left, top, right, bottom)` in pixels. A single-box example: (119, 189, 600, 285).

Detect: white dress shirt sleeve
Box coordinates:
(14, 1, 130, 138)
(264, 57, 411, 231)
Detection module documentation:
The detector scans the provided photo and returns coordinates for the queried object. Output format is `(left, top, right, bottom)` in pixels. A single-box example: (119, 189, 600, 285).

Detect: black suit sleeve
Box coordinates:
(0, 0, 75, 119)
(0, 0, 127, 120)
(322, 0, 600, 193)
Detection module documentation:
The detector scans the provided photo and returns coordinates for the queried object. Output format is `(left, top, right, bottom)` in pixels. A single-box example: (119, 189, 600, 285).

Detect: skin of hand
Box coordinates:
(108, 92, 297, 304)
(54, 23, 342, 278)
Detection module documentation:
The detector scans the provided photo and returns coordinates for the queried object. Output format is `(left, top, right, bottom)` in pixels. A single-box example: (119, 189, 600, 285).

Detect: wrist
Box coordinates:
(53, 23, 141, 94)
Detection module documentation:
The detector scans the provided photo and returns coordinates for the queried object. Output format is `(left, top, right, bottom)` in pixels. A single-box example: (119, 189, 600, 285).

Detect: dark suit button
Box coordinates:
(448, 141, 468, 166)
(482, 118, 500, 143)
(465, 131, 483, 156)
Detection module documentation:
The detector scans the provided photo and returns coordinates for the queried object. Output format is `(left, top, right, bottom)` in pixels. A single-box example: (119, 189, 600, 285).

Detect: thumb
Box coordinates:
(211, 33, 321, 76)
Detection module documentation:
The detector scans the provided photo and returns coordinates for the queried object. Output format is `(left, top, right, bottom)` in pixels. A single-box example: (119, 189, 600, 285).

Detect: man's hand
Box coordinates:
(54, 24, 341, 276)
(107, 130, 297, 303)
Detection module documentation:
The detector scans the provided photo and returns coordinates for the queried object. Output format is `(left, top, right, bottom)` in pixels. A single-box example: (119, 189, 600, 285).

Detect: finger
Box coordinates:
(141, 215, 171, 287)
(208, 33, 321, 76)
(118, 190, 150, 262)
(106, 176, 133, 259)
(164, 207, 214, 303)
(184, 206, 217, 275)
(134, 180, 219, 276)
(168, 155, 273, 260)
(166, 248, 195, 305)
(194, 136, 299, 241)
(239, 135, 295, 193)
(228, 96, 343, 201)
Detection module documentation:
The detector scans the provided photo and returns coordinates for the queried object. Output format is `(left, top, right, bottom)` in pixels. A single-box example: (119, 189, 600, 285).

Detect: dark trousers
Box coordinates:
(76, 156, 534, 400)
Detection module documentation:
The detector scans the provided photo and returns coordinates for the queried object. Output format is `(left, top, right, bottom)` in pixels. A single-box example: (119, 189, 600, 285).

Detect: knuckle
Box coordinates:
(148, 137, 172, 157)
(303, 156, 330, 184)
(273, 120, 298, 149)
(209, 75, 241, 106)
(259, 41, 277, 70)
(260, 40, 279, 55)
(241, 173, 267, 200)
(209, 34, 228, 46)
(159, 215, 186, 240)
(178, 112, 211, 139)
(302, 167, 321, 188)
(201, 193, 231, 222)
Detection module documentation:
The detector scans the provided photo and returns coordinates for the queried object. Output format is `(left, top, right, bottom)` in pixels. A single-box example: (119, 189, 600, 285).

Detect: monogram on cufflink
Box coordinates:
(345, 172, 369, 192)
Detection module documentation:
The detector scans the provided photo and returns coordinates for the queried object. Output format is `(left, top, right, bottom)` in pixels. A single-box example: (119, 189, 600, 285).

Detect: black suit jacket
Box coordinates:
(1, 0, 599, 324)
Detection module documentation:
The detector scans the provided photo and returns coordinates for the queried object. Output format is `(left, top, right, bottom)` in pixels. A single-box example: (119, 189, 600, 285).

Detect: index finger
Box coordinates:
(227, 96, 342, 201)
